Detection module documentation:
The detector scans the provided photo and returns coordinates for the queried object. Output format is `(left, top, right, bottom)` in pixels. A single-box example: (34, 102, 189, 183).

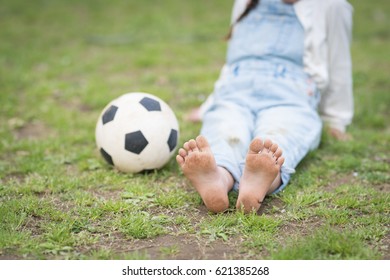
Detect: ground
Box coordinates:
(0, 0, 389, 260)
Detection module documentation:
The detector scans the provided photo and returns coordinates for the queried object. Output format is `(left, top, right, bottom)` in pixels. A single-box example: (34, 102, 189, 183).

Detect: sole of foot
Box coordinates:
(236, 138, 284, 214)
(176, 135, 232, 213)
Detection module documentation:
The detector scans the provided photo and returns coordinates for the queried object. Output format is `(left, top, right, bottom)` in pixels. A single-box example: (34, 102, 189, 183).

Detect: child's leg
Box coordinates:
(176, 136, 234, 213)
(200, 99, 255, 176)
(252, 105, 322, 192)
(177, 99, 254, 213)
(235, 105, 321, 213)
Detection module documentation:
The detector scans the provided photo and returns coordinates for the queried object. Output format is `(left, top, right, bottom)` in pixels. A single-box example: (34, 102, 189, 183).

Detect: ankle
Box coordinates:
(267, 173, 282, 195)
(217, 166, 234, 192)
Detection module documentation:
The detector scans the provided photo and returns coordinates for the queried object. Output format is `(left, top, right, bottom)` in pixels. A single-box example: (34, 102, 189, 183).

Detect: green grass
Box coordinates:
(0, 0, 389, 260)
(270, 226, 380, 260)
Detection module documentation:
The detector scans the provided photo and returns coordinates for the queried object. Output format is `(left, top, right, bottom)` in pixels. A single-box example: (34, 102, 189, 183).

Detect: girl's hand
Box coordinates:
(185, 107, 202, 123)
(328, 127, 352, 141)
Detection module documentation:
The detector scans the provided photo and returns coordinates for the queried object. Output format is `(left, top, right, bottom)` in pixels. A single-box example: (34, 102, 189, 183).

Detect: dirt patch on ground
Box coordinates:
(89, 188, 124, 202)
(0, 172, 25, 184)
(374, 183, 390, 192)
(13, 120, 54, 140)
(23, 214, 45, 237)
(60, 99, 93, 113)
(0, 252, 20, 260)
(322, 173, 358, 192)
(83, 230, 245, 260)
(380, 232, 390, 260)
(127, 234, 242, 260)
(52, 91, 93, 113)
(259, 196, 285, 215)
(278, 216, 323, 239)
(321, 172, 390, 193)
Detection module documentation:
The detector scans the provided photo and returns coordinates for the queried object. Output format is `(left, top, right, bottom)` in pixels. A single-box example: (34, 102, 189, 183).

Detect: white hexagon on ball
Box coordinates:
(95, 92, 179, 173)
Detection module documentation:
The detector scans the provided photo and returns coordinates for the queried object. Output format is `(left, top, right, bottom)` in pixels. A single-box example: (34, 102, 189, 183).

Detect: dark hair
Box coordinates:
(226, 0, 259, 40)
(226, 0, 296, 40)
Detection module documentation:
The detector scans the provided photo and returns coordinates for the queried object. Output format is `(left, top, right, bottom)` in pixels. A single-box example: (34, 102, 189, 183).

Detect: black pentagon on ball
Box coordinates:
(139, 97, 161, 111)
(102, 105, 118, 125)
(167, 129, 178, 152)
(100, 148, 114, 165)
(125, 130, 149, 154)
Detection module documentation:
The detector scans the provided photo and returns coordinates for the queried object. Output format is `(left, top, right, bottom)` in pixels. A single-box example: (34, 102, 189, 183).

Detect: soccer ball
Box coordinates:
(95, 92, 179, 173)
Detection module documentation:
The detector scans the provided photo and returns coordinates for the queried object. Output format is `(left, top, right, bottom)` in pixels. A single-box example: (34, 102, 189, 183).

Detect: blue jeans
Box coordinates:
(201, 60, 322, 193)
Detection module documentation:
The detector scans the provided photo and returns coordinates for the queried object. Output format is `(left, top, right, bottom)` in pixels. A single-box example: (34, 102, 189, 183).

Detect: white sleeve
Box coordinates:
(231, 0, 249, 23)
(319, 0, 354, 132)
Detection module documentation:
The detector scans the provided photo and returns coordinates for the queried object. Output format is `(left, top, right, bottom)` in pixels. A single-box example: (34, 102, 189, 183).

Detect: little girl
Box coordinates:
(177, 0, 353, 213)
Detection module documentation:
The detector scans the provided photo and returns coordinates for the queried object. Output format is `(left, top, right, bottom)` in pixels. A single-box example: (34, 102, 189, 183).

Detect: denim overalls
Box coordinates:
(201, 0, 322, 193)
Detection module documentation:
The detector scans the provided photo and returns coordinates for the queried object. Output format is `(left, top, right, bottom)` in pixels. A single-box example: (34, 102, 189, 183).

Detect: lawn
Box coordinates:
(0, 0, 389, 260)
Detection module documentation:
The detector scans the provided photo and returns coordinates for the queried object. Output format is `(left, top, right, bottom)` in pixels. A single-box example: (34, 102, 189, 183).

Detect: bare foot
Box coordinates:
(176, 135, 233, 213)
(236, 138, 285, 214)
